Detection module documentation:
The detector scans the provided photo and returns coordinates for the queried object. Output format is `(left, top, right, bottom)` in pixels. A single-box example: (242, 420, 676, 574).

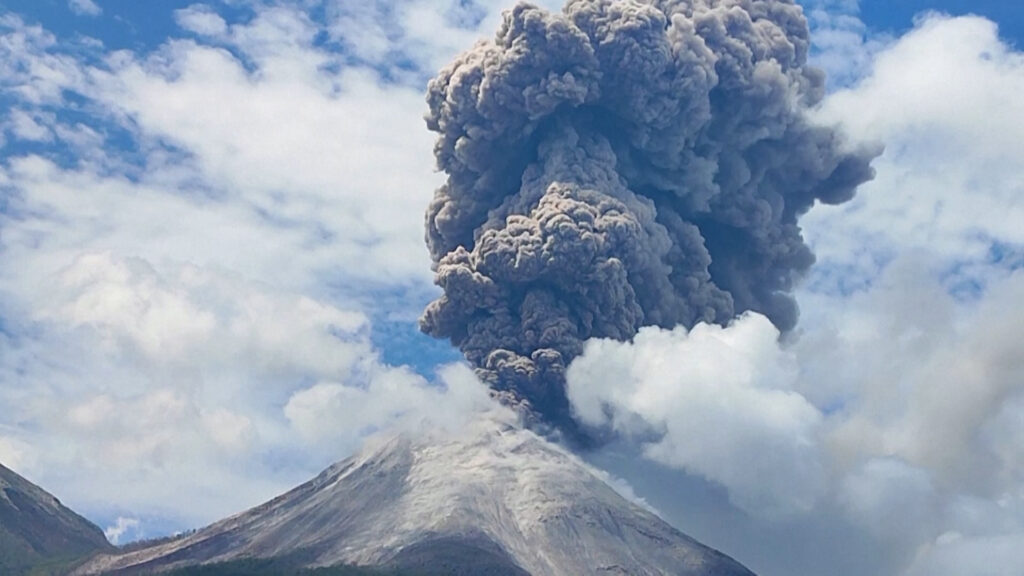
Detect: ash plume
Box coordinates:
(420, 0, 879, 436)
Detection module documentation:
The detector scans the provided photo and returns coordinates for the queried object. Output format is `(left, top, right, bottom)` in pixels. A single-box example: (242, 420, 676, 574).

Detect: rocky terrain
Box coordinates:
(0, 462, 113, 575)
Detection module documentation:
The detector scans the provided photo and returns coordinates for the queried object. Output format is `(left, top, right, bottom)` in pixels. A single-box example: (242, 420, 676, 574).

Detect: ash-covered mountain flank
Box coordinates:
(0, 462, 113, 575)
(75, 414, 755, 576)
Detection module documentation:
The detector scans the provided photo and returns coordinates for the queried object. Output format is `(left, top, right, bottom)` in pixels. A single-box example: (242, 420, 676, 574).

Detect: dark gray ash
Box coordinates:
(421, 0, 880, 437)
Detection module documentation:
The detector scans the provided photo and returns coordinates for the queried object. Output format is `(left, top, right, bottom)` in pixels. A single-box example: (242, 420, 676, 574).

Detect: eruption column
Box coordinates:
(421, 0, 879, 436)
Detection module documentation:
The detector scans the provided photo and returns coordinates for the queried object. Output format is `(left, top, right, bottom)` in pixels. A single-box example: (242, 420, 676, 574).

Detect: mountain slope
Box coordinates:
(0, 462, 113, 575)
(76, 414, 755, 576)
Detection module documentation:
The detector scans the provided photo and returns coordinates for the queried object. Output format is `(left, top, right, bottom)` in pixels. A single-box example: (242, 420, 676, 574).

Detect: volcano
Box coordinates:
(75, 414, 755, 575)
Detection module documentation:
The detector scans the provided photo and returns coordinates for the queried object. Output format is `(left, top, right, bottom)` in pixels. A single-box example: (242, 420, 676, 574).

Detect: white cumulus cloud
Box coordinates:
(104, 517, 140, 545)
(68, 0, 102, 18)
(174, 5, 228, 37)
(568, 314, 826, 518)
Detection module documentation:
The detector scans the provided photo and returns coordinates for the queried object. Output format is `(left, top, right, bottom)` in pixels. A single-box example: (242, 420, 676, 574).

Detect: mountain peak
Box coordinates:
(0, 462, 113, 575)
(77, 413, 755, 575)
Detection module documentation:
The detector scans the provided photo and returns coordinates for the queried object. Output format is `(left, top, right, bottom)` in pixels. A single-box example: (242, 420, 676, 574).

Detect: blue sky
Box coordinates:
(1, 1, 1023, 576)
(861, 0, 1022, 45)
(7, 0, 1022, 48)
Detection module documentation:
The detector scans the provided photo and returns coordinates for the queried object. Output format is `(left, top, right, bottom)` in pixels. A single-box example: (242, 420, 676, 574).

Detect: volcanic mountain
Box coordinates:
(0, 462, 113, 575)
(75, 413, 755, 575)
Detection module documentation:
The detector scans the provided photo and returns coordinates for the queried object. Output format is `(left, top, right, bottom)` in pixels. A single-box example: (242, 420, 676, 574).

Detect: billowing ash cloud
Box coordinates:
(420, 0, 879, 435)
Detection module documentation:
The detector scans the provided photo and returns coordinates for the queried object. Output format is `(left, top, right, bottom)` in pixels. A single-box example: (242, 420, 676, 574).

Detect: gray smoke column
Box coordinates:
(421, 0, 879, 436)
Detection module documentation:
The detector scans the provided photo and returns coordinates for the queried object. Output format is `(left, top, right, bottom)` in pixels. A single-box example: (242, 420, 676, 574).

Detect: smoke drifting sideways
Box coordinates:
(420, 0, 879, 439)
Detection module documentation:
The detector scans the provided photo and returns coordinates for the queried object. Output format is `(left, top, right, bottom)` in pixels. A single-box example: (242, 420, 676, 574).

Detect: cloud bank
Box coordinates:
(0, 2, 496, 533)
(566, 10, 1024, 576)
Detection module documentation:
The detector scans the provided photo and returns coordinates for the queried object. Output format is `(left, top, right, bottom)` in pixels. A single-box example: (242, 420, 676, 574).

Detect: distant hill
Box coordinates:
(0, 462, 113, 575)
(75, 414, 756, 576)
